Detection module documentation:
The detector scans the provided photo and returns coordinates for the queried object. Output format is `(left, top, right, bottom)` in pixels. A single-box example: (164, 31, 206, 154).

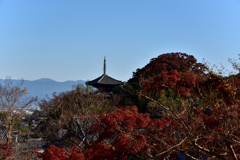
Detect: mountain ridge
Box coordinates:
(0, 78, 86, 100)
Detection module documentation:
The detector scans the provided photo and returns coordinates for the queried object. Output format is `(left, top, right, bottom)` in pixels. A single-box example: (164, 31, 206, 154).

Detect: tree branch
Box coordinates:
(193, 137, 226, 160)
(155, 137, 187, 157)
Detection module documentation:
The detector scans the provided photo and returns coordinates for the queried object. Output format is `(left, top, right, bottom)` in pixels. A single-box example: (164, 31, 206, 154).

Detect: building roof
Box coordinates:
(85, 57, 124, 89)
(86, 74, 124, 87)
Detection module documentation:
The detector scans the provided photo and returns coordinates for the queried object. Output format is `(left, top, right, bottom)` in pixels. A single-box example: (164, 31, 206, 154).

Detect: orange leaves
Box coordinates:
(23, 88, 28, 95)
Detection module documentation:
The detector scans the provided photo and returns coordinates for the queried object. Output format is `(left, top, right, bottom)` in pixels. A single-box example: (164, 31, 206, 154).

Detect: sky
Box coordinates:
(0, 0, 240, 82)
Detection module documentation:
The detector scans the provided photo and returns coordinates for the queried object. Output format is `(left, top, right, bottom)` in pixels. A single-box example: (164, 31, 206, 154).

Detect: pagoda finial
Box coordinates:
(104, 56, 106, 75)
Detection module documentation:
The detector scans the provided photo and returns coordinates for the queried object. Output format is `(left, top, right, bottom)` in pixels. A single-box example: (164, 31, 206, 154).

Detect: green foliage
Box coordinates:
(86, 84, 95, 93)
(157, 89, 184, 111)
(86, 99, 114, 115)
(77, 83, 95, 93)
(20, 126, 29, 133)
(111, 85, 123, 93)
(12, 115, 21, 130)
(0, 111, 8, 121)
(0, 111, 22, 131)
(21, 112, 29, 117)
(32, 131, 43, 138)
(118, 68, 150, 113)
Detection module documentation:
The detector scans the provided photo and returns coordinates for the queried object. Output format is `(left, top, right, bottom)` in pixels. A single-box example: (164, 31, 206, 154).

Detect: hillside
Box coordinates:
(0, 78, 86, 100)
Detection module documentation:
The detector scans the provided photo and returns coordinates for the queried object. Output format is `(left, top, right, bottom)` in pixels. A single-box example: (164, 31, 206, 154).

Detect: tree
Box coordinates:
(85, 106, 152, 159)
(38, 103, 240, 159)
(137, 53, 240, 159)
(76, 83, 95, 93)
(141, 52, 206, 79)
(37, 53, 240, 159)
(119, 68, 150, 113)
(140, 53, 207, 98)
(120, 53, 208, 113)
(138, 53, 240, 112)
(0, 78, 37, 142)
(38, 86, 121, 149)
(37, 79, 240, 159)
(109, 53, 240, 159)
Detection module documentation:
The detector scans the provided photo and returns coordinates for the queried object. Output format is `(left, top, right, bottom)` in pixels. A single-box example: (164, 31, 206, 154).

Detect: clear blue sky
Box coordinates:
(0, 0, 240, 82)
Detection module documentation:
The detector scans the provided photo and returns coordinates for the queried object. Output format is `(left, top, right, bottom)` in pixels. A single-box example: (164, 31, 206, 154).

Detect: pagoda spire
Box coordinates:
(103, 56, 106, 75)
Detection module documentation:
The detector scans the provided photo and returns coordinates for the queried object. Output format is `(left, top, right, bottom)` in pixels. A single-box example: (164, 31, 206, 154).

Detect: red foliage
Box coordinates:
(0, 143, 12, 160)
(139, 53, 206, 98)
(84, 144, 115, 160)
(140, 53, 240, 105)
(39, 104, 240, 159)
(141, 52, 206, 79)
(37, 145, 84, 160)
(38, 53, 240, 159)
(86, 106, 152, 159)
(142, 69, 197, 98)
(86, 105, 240, 159)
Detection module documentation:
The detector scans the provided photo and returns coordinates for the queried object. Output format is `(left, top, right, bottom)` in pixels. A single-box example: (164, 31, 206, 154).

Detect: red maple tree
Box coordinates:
(38, 53, 240, 160)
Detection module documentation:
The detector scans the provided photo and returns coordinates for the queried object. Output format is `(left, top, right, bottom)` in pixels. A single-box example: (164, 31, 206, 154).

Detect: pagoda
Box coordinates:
(86, 57, 124, 92)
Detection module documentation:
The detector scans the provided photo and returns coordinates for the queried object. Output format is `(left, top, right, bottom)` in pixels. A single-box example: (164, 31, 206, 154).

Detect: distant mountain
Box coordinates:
(0, 78, 86, 100)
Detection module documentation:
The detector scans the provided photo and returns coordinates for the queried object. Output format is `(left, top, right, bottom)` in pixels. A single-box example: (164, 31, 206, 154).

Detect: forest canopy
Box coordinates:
(2, 52, 240, 160)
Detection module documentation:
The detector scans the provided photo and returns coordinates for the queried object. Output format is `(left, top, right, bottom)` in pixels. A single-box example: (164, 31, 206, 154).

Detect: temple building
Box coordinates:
(86, 57, 124, 92)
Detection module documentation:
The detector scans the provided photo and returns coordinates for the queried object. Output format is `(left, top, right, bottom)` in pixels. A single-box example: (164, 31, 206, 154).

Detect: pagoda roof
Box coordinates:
(86, 74, 124, 87)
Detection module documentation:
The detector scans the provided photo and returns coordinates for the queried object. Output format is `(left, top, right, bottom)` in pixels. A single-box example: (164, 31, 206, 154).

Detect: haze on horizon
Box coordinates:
(0, 0, 240, 82)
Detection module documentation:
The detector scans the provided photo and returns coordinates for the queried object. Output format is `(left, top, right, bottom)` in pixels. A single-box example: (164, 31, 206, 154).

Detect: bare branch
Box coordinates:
(155, 137, 187, 157)
(193, 137, 227, 160)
